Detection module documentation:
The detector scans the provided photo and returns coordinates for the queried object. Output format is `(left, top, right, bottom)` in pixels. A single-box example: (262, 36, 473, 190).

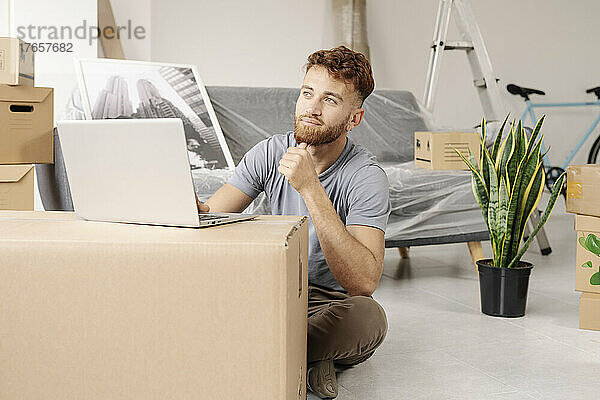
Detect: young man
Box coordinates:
(198, 46, 390, 399)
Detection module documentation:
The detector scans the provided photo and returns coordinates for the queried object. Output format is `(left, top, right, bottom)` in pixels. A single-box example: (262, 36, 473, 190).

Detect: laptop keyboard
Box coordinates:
(198, 214, 230, 221)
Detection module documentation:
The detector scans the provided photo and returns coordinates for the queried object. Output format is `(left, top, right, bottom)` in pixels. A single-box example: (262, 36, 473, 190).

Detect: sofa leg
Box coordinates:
(398, 247, 410, 259)
(467, 242, 483, 269)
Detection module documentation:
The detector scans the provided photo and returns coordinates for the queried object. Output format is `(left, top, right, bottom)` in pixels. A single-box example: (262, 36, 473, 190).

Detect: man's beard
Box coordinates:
(294, 114, 349, 146)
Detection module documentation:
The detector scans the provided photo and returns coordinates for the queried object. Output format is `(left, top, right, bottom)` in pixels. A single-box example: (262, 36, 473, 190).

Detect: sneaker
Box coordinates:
(307, 359, 338, 399)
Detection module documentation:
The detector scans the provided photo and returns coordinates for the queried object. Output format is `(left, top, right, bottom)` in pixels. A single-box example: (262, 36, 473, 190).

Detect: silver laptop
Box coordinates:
(57, 118, 256, 228)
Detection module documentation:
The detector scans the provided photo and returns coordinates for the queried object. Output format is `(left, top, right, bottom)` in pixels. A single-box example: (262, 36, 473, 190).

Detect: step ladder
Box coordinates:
(422, 0, 552, 256)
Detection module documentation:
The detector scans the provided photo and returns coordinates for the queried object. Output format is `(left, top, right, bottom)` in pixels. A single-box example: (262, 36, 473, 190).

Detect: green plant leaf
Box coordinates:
(501, 135, 544, 266)
(471, 175, 490, 229)
(578, 233, 600, 256)
(456, 148, 490, 226)
(506, 120, 524, 190)
(480, 117, 486, 163)
(499, 122, 515, 186)
(491, 114, 510, 164)
(468, 148, 490, 222)
(519, 161, 545, 226)
(524, 115, 545, 158)
(495, 175, 509, 267)
(516, 120, 527, 162)
(507, 173, 566, 268)
(585, 234, 600, 256)
(497, 126, 517, 264)
(540, 147, 551, 161)
(455, 148, 487, 195)
(511, 160, 545, 258)
(591, 272, 600, 285)
(479, 117, 492, 192)
(486, 147, 500, 249)
(500, 193, 518, 268)
(500, 164, 528, 267)
(581, 261, 593, 268)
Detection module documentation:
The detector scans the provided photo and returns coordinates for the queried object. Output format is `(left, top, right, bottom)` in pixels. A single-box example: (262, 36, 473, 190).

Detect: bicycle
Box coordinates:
(507, 83, 600, 192)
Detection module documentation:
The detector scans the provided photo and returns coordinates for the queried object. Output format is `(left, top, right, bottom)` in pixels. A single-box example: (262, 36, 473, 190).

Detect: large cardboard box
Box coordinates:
(0, 85, 53, 164)
(0, 37, 34, 86)
(0, 211, 308, 400)
(575, 214, 600, 294)
(0, 165, 34, 210)
(567, 164, 600, 217)
(414, 131, 480, 170)
(580, 292, 600, 331)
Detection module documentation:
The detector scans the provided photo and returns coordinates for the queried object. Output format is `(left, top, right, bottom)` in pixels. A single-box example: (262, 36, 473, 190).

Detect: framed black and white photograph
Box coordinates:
(74, 58, 234, 170)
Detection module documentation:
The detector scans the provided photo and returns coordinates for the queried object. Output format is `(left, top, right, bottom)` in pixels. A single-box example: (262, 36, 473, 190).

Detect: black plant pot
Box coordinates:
(476, 259, 533, 317)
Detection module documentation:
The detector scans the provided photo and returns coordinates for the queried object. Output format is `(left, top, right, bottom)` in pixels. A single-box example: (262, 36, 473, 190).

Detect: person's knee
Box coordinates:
(331, 297, 388, 366)
(347, 296, 388, 344)
(306, 296, 388, 364)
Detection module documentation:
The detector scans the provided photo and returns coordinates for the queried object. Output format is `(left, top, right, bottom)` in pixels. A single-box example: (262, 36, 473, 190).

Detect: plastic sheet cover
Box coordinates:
(384, 162, 486, 240)
(193, 163, 486, 242)
(53, 85, 487, 242)
(197, 86, 486, 241)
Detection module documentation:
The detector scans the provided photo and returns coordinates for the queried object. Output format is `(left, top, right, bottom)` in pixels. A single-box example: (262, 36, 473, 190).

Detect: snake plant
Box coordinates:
(457, 115, 566, 268)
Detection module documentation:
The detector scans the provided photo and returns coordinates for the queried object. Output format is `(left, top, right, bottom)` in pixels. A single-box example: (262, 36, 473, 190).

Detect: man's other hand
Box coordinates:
(196, 193, 210, 213)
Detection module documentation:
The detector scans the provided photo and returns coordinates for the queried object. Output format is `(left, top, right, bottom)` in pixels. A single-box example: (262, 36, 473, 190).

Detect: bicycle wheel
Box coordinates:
(588, 134, 600, 164)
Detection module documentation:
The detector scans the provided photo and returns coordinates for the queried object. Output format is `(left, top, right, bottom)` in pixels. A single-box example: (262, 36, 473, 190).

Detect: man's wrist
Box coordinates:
(299, 179, 326, 203)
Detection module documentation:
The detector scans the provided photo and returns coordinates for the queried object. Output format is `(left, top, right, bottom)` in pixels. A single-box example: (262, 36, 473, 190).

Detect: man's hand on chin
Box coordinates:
(278, 142, 320, 195)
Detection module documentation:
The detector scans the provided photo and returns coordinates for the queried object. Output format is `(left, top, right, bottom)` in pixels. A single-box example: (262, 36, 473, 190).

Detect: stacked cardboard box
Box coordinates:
(567, 165, 600, 330)
(0, 37, 54, 211)
(414, 131, 480, 170)
(0, 211, 309, 399)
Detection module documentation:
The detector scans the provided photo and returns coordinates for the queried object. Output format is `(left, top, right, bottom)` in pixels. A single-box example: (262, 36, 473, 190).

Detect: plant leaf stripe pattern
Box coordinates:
(507, 136, 545, 263)
(455, 114, 564, 268)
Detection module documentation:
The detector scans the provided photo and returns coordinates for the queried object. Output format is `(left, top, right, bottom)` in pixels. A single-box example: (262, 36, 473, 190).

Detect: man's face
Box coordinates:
(294, 66, 361, 146)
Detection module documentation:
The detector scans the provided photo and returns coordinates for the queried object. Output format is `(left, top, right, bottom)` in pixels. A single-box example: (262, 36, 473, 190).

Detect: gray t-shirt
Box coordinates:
(228, 132, 391, 292)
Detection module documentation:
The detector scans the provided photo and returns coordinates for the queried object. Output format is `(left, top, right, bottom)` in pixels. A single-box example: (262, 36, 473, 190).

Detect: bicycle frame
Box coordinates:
(520, 99, 600, 171)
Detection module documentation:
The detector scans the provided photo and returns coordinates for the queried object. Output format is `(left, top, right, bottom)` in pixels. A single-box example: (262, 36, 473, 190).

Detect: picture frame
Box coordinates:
(74, 58, 235, 170)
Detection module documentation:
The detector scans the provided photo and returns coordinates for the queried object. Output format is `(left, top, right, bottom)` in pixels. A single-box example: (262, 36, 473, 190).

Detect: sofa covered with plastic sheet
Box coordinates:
(36, 86, 489, 248)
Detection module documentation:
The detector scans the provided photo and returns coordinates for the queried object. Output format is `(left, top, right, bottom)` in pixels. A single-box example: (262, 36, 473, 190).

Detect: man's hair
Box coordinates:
(305, 45, 374, 106)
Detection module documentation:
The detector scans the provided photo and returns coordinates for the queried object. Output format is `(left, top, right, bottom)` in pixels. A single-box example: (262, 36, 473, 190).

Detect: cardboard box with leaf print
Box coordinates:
(575, 215, 600, 294)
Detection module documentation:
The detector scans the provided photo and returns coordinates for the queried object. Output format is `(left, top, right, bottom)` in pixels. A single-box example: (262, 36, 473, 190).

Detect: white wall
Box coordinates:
(109, 0, 151, 60)
(150, 0, 335, 87)
(147, 0, 600, 167)
(0, 0, 8, 35)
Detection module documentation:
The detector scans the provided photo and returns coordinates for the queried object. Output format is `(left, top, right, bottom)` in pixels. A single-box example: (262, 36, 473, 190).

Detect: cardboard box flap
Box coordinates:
(568, 164, 600, 181)
(581, 292, 600, 301)
(285, 216, 308, 246)
(575, 214, 600, 232)
(0, 211, 307, 246)
(0, 85, 52, 103)
(0, 165, 33, 183)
